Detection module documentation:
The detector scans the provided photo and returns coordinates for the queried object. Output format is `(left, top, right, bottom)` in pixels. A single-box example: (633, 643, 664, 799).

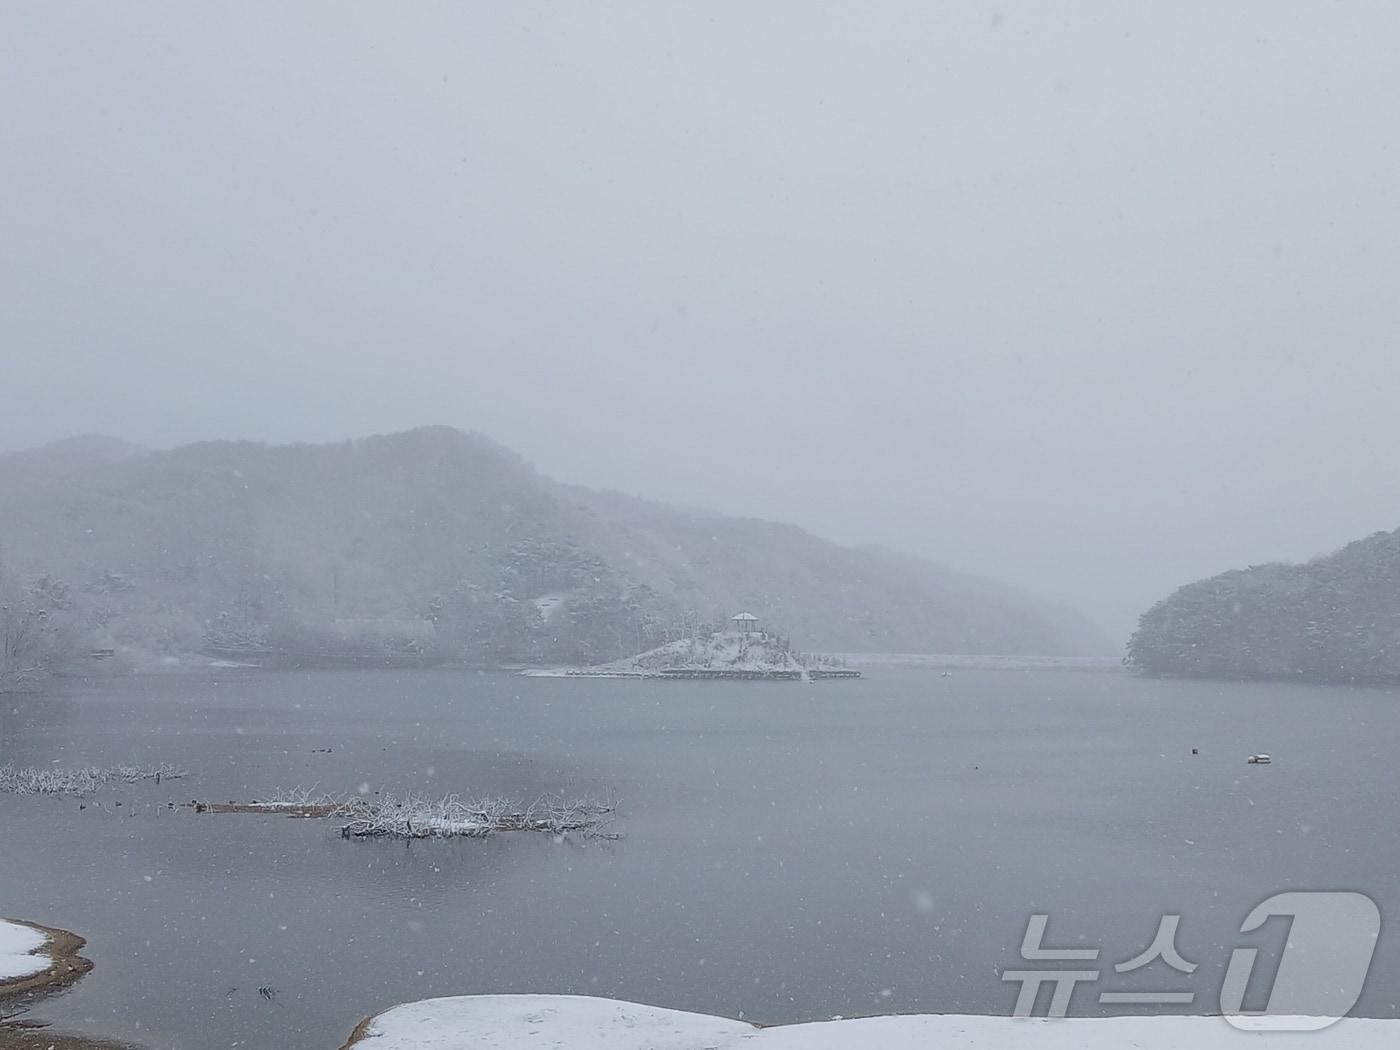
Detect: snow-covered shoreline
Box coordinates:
(341, 994, 1400, 1049)
(0, 918, 93, 1000)
(0, 920, 50, 983)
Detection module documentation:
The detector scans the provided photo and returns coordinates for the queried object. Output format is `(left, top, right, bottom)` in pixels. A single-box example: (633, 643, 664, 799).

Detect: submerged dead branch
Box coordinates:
(192, 785, 348, 817)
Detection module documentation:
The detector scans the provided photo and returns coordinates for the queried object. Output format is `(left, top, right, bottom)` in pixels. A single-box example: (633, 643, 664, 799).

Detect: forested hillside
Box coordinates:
(0, 427, 1110, 670)
(1127, 528, 1400, 680)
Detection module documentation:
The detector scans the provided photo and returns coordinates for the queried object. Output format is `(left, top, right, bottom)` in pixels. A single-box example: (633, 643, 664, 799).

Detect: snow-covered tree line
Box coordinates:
(1127, 528, 1400, 681)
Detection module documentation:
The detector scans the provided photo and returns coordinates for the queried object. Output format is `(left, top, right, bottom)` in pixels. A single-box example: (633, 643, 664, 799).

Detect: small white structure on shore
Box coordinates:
(730, 612, 760, 635)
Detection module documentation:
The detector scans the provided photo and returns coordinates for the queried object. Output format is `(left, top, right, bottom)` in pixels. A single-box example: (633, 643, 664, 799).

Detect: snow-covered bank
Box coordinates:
(342, 995, 748, 1049)
(342, 994, 1400, 1049)
(0, 917, 92, 1002)
(0, 921, 49, 983)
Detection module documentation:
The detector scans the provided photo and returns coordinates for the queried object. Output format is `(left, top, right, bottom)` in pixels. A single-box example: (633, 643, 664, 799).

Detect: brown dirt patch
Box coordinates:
(0, 1024, 139, 1050)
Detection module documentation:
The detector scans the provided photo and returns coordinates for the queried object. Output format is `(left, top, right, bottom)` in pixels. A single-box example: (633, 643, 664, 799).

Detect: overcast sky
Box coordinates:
(2, 2, 1398, 641)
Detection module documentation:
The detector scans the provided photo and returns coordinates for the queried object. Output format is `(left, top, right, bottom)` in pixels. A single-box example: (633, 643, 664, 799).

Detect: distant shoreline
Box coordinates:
(833, 653, 1124, 671)
(48, 653, 1125, 683)
(521, 667, 861, 680)
(1130, 667, 1400, 687)
(519, 653, 1121, 677)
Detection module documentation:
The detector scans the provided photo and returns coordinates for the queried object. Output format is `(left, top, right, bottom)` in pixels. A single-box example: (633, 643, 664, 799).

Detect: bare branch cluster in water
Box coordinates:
(0, 763, 187, 797)
(337, 791, 621, 840)
(193, 786, 621, 840)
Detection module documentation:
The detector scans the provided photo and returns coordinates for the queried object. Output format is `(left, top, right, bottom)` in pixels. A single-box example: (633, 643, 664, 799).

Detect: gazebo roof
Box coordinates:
(731, 612, 758, 621)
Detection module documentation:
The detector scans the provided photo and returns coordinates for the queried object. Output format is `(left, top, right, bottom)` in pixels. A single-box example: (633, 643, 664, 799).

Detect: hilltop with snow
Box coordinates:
(0, 427, 1111, 676)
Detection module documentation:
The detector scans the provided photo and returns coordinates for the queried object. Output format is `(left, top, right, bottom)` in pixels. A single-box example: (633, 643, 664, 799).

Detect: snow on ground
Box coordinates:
(349, 994, 1400, 1050)
(351, 995, 750, 1049)
(748, 1012, 1397, 1049)
(584, 632, 805, 674)
(0, 919, 50, 982)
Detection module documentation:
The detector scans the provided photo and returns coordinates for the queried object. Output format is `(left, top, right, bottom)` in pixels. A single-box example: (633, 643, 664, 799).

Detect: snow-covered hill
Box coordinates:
(0, 427, 1112, 669)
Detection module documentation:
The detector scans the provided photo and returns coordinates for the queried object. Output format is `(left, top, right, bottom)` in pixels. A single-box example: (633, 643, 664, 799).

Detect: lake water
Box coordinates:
(2, 667, 1398, 1048)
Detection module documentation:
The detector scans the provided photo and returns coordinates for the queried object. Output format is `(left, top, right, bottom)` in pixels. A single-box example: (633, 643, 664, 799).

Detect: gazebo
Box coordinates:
(730, 612, 760, 635)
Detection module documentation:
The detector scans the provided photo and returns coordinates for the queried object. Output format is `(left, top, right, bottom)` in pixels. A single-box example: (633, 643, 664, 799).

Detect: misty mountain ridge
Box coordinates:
(1128, 527, 1400, 680)
(0, 427, 1111, 665)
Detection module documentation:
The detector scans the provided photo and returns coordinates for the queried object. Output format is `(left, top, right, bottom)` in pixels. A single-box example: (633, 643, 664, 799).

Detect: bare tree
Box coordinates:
(0, 564, 77, 691)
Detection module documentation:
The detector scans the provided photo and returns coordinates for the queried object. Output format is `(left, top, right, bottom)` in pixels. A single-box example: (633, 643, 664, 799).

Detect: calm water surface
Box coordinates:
(1, 667, 1398, 1048)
